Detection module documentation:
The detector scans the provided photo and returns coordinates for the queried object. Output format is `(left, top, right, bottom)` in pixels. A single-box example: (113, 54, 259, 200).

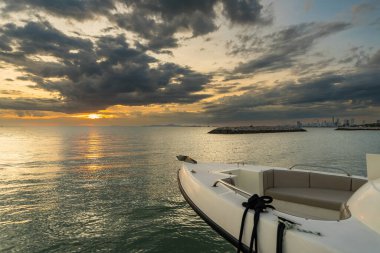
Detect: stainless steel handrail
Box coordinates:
(288, 164, 351, 176)
(213, 179, 251, 197)
(226, 162, 246, 167)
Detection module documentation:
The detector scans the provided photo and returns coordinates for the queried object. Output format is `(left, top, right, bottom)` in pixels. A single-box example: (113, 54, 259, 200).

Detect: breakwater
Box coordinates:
(208, 126, 306, 134)
(336, 127, 380, 131)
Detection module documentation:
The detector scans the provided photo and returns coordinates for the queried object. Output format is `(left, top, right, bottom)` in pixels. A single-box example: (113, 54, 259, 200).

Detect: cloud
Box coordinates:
(204, 54, 380, 122)
(230, 22, 351, 74)
(0, 90, 22, 95)
(15, 110, 48, 118)
(1, 0, 269, 51)
(221, 0, 268, 25)
(112, 0, 269, 50)
(368, 49, 380, 67)
(1, 21, 93, 57)
(0, 21, 211, 113)
(111, 7, 218, 50)
(0, 97, 67, 112)
(1, 0, 115, 20)
(0, 35, 12, 51)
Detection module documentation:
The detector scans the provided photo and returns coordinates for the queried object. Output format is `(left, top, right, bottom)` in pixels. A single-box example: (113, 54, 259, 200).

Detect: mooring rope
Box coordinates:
(237, 194, 274, 253)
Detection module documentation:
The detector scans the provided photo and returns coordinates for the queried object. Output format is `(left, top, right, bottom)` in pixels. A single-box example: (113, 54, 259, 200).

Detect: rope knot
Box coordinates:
(242, 194, 274, 212)
(237, 194, 274, 253)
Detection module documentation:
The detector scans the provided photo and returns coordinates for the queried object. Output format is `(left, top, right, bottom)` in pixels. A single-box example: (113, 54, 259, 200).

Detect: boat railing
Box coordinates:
(213, 179, 251, 198)
(288, 164, 351, 176)
(226, 161, 246, 167)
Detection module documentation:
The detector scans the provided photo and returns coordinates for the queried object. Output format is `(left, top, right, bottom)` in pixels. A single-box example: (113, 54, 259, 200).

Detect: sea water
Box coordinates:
(0, 126, 379, 252)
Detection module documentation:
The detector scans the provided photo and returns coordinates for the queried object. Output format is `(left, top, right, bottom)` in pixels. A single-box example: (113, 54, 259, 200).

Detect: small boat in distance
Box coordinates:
(177, 154, 380, 253)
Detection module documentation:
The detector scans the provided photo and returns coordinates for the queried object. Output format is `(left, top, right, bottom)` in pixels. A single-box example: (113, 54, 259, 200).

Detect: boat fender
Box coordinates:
(176, 155, 197, 164)
(237, 194, 274, 253)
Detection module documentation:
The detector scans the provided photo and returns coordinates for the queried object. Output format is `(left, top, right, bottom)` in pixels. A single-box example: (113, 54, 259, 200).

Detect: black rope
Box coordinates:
(237, 194, 274, 253)
(276, 222, 286, 253)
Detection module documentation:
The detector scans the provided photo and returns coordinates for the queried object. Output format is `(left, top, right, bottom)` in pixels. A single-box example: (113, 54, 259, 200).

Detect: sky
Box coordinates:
(0, 0, 379, 126)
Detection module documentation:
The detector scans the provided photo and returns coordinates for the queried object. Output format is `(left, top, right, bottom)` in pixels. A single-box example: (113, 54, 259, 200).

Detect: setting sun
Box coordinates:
(88, 114, 101, 119)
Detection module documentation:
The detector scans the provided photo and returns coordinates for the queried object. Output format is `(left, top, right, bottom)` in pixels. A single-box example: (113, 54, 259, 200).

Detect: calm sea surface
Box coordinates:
(0, 127, 379, 252)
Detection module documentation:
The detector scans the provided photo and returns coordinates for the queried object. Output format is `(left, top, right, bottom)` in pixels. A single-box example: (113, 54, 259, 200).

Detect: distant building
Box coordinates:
(344, 119, 350, 126)
(336, 118, 340, 126)
(350, 118, 355, 126)
(297, 121, 302, 128)
(377, 120, 380, 124)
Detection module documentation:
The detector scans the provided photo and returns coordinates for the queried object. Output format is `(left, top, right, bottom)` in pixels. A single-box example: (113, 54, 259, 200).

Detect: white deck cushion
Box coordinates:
(351, 178, 366, 191)
(273, 170, 309, 188)
(310, 173, 351, 191)
(265, 187, 353, 210)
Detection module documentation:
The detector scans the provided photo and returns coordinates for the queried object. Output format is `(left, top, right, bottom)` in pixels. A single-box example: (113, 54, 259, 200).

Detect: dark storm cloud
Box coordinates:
(0, 97, 68, 112)
(0, 21, 211, 113)
(204, 63, 380, 121)
(221, 0, 266, 24)
(0, 35, 12, 51)
(0, 21, 93, 66)
(0, 0, 269, 113)
(1, 0, 115, 20)
(113, 0, 268, 50)
(1, 0, 269, 51)
(230, 22, 350, 74)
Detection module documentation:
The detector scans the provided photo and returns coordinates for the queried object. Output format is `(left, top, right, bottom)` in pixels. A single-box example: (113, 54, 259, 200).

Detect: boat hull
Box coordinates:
(178, 162, 380, 253)
(177, 168, 251, 252)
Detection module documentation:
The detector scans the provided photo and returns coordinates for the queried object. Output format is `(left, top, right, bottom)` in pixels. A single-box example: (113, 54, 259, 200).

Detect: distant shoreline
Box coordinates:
(208, 126, 306, 134)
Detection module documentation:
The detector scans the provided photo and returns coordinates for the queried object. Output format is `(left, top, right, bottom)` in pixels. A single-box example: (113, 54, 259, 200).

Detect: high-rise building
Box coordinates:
(336, 118, 340, 126)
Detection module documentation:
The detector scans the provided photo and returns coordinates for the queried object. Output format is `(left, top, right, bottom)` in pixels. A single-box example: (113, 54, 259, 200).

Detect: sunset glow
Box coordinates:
(88, 114, 101, 120)
(0, 1, 379, 126)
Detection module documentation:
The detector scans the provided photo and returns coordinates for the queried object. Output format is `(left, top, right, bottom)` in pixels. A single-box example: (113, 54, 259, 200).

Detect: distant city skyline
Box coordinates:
(0, 0, 379, 126)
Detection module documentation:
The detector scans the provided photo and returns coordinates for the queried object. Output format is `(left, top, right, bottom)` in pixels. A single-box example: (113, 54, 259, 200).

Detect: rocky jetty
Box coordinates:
(336, 123, 380, 130)
(208, 126, 306, 134)
(336, 127, 380, 131)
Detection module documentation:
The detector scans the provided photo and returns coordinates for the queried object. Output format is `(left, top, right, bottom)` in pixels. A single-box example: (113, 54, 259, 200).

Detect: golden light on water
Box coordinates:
(83, 129, 104, 171)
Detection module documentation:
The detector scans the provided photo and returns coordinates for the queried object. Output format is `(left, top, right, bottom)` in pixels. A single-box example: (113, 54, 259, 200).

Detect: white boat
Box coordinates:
(177, 154, 380, 253)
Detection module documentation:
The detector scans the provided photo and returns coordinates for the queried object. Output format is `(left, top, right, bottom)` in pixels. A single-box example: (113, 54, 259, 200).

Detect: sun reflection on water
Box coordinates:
(82, 128, 105, 170)
(85, 130, 102, 159)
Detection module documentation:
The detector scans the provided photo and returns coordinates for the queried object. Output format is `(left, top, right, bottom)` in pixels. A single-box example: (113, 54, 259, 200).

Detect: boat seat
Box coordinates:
(263, 169, 367, 211)
(265, 187, 352, 210)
